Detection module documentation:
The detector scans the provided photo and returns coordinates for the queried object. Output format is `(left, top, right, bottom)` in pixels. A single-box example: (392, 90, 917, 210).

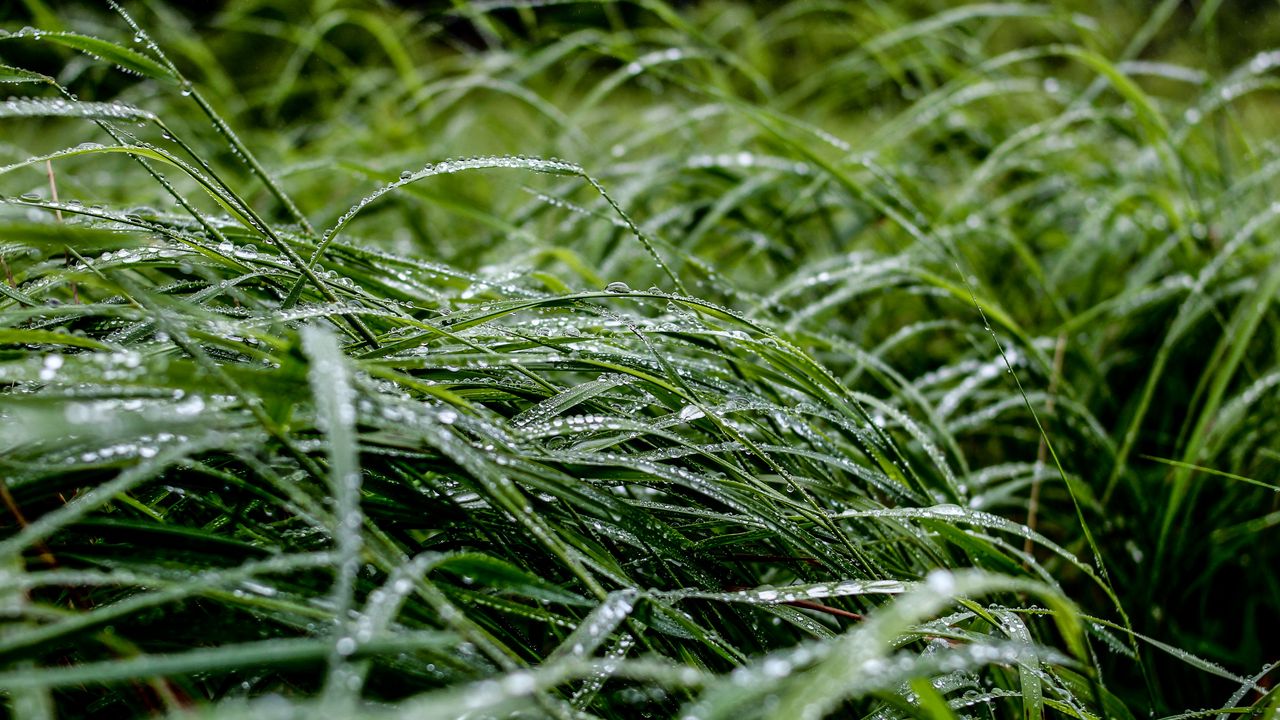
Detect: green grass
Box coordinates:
(1, 1, 1278, 718)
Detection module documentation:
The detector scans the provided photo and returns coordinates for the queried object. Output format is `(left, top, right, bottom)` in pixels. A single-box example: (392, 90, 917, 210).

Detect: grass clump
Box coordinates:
(1, 1, 1279, 718)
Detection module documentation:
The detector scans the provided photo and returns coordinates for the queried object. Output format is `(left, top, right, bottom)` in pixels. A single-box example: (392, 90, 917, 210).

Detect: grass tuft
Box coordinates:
(1, 1, 1278, 718)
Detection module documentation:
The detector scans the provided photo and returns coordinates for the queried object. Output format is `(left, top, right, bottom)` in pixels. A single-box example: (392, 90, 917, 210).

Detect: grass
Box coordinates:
(1, 0, 1278, 717)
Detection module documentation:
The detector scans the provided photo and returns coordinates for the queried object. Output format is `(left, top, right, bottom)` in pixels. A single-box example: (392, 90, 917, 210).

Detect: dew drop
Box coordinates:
(678, 404, 705, 421)
(929, 503, 965, 517)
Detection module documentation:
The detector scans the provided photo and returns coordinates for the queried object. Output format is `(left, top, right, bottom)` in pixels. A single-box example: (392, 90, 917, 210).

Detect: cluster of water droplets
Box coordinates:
(0, 27, 45, 40)
(663, 578, 909, 607)
(316, 155, 585, 257)
(0, 95, 155, 122)
(686, 151, 812, 175)
(622, 47, 693, 77)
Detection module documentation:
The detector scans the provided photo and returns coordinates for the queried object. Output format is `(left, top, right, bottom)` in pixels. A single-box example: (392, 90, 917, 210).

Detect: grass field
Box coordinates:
(1, 1, 1279, 718)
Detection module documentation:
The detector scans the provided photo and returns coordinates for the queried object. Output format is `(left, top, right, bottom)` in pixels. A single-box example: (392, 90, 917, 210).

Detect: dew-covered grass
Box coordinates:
(1, 1, 1279, 718)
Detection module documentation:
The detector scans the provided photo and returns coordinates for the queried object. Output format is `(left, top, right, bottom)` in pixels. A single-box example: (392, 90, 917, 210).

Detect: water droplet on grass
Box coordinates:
(605, 281, 631, 293)
(930, 503, 965, 517)
(678, 404, 704, 421)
